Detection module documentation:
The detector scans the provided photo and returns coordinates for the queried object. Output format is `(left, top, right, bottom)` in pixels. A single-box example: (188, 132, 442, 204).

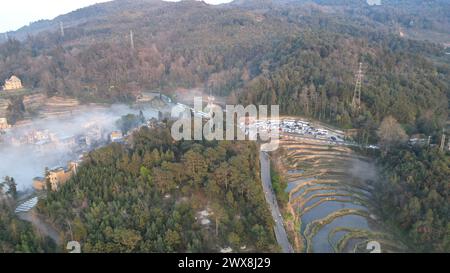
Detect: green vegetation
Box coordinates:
(1, 176, 18, 199)
(38, 125, 277, 252)
(270, 162, 288, 207)
(375, 146, 450, 252)
(239, 31, 448, 138)
(115, 111, 145, 134)
(0, 197, 55, 253)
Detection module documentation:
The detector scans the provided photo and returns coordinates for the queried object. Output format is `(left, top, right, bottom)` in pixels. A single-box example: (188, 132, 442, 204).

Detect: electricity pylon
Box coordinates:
(352, 62, 364, 110)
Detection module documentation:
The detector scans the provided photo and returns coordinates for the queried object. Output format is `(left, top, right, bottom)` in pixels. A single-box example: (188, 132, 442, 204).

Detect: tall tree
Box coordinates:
(377, 116, 408, 151)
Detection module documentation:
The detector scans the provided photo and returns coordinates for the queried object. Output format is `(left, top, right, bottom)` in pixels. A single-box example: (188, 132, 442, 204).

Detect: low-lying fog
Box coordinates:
(0, 104, 159, 190)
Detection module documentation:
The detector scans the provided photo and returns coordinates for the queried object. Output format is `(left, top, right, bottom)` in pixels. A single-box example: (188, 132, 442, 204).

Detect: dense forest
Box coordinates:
(38, 125, 277, 252)
(374, 146, 449, 252)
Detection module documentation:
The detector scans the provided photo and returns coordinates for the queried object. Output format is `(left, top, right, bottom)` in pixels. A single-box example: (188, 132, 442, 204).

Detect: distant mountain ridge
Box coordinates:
(1, 0, 167, 41)
(2, 0, 449, 43)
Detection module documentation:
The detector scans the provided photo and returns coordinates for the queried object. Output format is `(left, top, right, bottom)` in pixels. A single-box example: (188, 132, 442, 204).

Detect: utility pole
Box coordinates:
(60, 22, 65, 37)
(352, 62, 364, 110)
(130, 30, 135, 50)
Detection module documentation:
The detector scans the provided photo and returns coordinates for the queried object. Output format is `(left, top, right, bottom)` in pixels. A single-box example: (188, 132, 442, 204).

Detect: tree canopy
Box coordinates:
(38, 125, 278, 252)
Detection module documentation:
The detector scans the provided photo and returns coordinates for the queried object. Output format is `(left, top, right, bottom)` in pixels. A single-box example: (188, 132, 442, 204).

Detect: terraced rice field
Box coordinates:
(280, 136, 404, 253)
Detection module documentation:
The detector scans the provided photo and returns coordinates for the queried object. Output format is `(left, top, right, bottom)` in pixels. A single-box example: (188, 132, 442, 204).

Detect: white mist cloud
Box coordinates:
(0, 104, 158, 190)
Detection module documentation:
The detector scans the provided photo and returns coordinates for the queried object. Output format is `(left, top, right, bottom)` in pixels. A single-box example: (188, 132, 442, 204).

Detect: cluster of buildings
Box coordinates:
(4, 124, 108, 192)
(4, 123, 106, 151)
(8, 129, 53, 146)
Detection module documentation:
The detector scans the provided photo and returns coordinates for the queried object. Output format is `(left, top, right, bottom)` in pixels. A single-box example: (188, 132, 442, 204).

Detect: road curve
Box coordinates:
(260, 149, 294, 253)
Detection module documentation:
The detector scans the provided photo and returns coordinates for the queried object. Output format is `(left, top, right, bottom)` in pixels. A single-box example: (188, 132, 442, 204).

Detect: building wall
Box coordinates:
(32, 179, 46, 191)
(0, 118, 9, 130)
(48, 169, 70, 191)
(45, 162, 78, 191)
(2, 76, 23, 91)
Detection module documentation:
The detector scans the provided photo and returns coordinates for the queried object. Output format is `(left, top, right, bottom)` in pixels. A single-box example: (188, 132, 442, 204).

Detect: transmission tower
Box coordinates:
(352, 62, 364, 110)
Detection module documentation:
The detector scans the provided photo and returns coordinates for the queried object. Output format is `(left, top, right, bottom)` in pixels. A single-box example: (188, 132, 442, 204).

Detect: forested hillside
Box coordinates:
(38, 125, 277, 252)
(0, 0, 448, 136)
(0, 0, 300, 100)
(375, 146, 449, 252)
(239, 30, 448, 137)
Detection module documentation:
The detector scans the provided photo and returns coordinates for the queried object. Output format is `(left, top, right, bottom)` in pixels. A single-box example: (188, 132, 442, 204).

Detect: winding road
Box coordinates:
(260, 148, 294, 253)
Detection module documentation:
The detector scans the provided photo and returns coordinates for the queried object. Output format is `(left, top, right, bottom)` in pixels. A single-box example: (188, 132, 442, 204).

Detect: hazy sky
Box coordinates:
(0, 0, 233, 33)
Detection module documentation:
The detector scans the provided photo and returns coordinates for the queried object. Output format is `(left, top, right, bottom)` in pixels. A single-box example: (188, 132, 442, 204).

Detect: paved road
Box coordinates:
(260, 149, 294, 253)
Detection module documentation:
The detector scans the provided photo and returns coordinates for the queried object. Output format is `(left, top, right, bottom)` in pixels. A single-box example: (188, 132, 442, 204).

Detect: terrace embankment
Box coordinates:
(21, 95, 109, 122)
(38, 96, 81, 119)
(0, 98, 10, 119)
(22, 93, 47, 116)
(1, 95, 82, 123)
(277, 136, 404, 253)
